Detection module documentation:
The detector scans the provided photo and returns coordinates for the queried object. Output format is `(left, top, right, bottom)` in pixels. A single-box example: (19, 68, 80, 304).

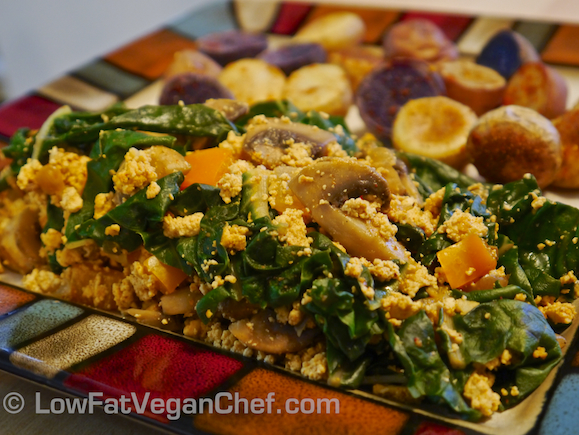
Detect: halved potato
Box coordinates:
(552, 107, 579, 188)
(503, 62, 568, 120)
(218, 59, 286, 106)
(466, 105, 562, 188)
(392, 96, 477, 169)
(284, 63, 352, 116)
(438, 59, 506, 116)
(293, 12, 366, 51)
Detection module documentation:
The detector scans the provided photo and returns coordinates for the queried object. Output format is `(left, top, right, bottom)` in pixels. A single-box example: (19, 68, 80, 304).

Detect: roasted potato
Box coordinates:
(552, 107, 579, 188)
(466, 105, 562, 188)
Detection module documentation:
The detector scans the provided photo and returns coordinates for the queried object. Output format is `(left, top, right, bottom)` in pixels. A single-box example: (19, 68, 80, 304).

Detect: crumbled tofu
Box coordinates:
(288, 302, 305, 326)
(48, 147, 91, 192)
(530, 191, 547, 210)
(301, 351, 327, 381)
(163, 213, 203, 238)
(423, 187, 446, 217)
(111, 277, 138, 310)
(217, 172, 243, 204)
(381, 291, 421, 320)
(81, 269, 121, 310)
(221, 223, 250, 252)
(500, 349, 512, 365)
(268, 172, 298, 211)
(112, 147, 157, 196)
(280, 142, 315, 168)
(366, 258, 400, 282)
(399, 262, 437, 298)
(326, 141, 348, 157)
(463, 369, 501, 417)
(371, 212, 398, 240)
(40, 228, 63, 253)
(211, 275, 225, 289)
(560, 270, 578, 285)
(146, 181, 161, 199)
(274, 305, 291, 324)
(94, 192, 115, 219)
(341, 198, 379, 220)
(125, 260, 162, 302)
(539, 301, 576, 324)
(437, 209, 488, 242)
(104, 224, 121, 236)
(345, 257, 365, 278)
(388, 195, 436, 236)
(272, 208, 311, 247)
(60, 186, 83, 212)
(533, 346, 548, 359)
(284, 343, 327, 381)
(514, 293, 527, 301)
(218, 130, 246, 158)
(468, 183, 489, 203)
(16, 159, 43, 191)
(22, 268, 62, 294)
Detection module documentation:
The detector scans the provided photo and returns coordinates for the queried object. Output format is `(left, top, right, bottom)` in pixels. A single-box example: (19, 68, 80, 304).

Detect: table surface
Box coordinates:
(0, 371, 166, 435)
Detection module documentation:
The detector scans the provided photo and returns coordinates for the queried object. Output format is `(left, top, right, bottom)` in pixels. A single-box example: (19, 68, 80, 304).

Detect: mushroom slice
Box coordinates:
(243, 119, 336, 168)
(204, 98, 249, 122)
(289, 157, 407, 262)
(367, 147, 423, 204)
(229, 309, 319, 354)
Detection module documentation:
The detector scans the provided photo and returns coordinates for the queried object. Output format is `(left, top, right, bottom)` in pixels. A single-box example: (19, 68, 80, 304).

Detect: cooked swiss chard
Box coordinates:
(0, 100, 576, 422)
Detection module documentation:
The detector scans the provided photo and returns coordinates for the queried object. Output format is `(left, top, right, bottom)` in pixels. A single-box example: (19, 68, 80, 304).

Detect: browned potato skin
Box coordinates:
(328, 45, 384, 91)
(466, 105, 562, 188)
(383, 18, 458, 63)
(503, 62, 568, 120)
(438, 60, 506, 116)
(552, 108, 579, 188)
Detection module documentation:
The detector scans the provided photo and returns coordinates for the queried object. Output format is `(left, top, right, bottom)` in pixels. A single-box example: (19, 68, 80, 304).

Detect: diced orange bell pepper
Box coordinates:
(144, 256, 188, 294)
(437, 233, 497, 290)
(181, 147, 234, 189)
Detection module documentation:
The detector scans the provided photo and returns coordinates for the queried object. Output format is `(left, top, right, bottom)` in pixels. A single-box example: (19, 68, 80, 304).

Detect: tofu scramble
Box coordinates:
(0, 100, 576, 421)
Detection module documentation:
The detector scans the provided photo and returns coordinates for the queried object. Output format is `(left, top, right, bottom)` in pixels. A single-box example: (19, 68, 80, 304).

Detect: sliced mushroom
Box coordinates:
(204, 98, 249, 122)
(367, 147, 422, 204)
(289, 157, 408, 262)
(145, 145, 191, 178)
(218, 298, 260, 321)
(229, 309, 319, 354)
(160, 286, 202, 316)
(243, 119, 336, 168)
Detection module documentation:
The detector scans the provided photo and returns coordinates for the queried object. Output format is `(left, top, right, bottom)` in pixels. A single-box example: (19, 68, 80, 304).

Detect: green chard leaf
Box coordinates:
(453, 299, 562, 408)
(387, 311, 481, 420)
(66, 129, 177, 241)
(399, 152, 483, 195)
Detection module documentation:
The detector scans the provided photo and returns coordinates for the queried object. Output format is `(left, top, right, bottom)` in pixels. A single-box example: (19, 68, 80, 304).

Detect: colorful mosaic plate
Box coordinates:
(1, 2, 579, 434)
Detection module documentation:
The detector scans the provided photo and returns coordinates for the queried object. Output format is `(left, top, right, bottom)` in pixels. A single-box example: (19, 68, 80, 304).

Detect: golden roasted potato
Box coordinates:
(284, 63, 352, 116)
(392, 96, 477, 169)
(503, 62, 568, 120)
(293, 12, 366, 51)
(552, 107, 579, 188)
(466, 105, 562, 188)
(438, 59, 506, 116)
(327, 45, 384, 91)
(218, 59, 286, 106)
